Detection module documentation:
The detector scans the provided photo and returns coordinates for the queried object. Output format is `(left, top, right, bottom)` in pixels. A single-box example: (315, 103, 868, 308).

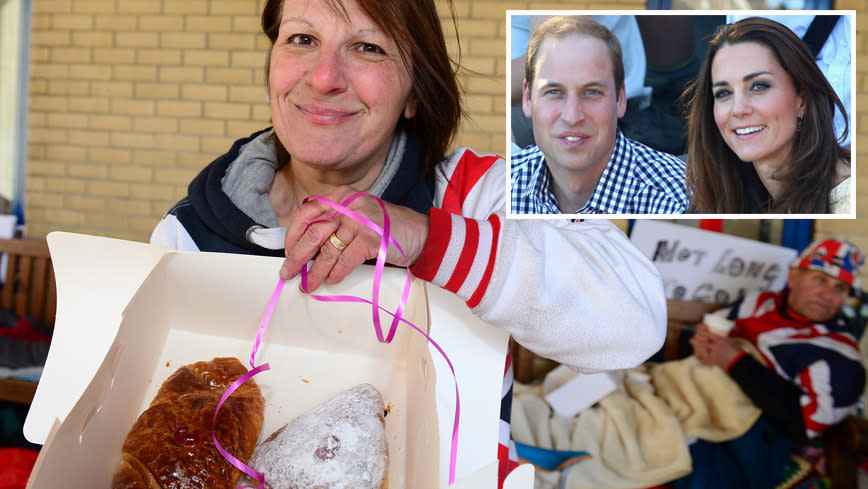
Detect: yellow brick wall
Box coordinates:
(26, 0, 271, 241)
(23, 0, 867, 288)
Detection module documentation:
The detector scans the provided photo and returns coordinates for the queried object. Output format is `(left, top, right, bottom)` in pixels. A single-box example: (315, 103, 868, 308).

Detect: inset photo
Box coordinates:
(507, 12, 854, 219)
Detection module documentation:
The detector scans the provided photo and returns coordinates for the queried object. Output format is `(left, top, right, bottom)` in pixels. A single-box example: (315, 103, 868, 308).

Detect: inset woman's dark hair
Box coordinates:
(681, 16, 848, 213)
(261, 0, 464, 179)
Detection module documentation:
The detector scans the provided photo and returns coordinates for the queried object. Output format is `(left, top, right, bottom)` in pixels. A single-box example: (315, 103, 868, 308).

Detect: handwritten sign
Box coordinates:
(630, 221, 798, 303)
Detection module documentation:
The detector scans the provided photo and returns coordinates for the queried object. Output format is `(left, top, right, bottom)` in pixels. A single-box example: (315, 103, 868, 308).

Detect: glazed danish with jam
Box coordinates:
(111, 357, 265, 489)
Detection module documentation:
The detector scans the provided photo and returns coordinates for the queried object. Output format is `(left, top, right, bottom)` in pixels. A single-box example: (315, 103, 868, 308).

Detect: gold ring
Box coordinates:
(329, 233, 347, 251)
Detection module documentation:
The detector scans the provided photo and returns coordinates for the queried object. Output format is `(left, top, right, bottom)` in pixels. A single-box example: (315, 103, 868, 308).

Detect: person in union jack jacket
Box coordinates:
(681, 238, 866, 489)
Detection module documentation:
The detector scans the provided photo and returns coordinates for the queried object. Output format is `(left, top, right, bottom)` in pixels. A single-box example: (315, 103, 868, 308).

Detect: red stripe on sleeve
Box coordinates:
(441, 152, 500, 214)
(444, 218, 478, 293)
(725, 352, 747, 372)
(468, 214, 501, 308)
(409, 207, 452, 282)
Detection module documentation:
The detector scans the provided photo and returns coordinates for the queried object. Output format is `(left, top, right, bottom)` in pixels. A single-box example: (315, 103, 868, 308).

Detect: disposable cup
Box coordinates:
(703, 313, 734, 336)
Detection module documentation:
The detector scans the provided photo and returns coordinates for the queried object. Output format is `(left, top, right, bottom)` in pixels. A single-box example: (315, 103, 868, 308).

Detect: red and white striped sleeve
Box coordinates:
(409, 148, 504, 307)
(409, 209, 500, 308)
(414, 147, 668, 373)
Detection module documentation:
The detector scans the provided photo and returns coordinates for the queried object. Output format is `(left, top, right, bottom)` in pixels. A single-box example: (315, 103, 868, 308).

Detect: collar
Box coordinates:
(578, 130, 635, 213)
(525, 130, 632, 214)
(530, 151, 563, 214)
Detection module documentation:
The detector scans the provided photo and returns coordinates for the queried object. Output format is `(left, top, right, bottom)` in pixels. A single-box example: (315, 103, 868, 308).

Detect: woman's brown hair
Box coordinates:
(261, 0, 463, 179)
(681, 16, 848, 213)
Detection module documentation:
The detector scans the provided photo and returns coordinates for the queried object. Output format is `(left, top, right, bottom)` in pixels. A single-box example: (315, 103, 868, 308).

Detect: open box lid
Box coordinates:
(25, 232, 533, 487)
(25, 233, 167, 444)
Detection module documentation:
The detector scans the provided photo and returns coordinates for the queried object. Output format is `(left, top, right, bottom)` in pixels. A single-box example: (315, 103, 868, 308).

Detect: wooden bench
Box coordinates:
(0, 238, 56, 405)
(511, 298, 868, 489)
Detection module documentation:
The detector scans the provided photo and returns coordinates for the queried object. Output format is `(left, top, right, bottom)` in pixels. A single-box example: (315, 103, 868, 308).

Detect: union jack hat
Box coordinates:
(791, 239, 864, 292)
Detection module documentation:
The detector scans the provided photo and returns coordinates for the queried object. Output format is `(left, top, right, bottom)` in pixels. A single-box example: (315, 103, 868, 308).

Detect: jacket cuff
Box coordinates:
(725, 351, 748, 372)
(410, 207, 500, 308)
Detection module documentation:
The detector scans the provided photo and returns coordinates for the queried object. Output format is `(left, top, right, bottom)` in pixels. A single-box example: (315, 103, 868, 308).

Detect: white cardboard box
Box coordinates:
(24, 232, 534, 489)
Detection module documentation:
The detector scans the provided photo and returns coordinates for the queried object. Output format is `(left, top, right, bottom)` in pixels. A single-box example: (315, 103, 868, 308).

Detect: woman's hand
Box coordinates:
(690, 323, 744, 370)
(279, 186, 430, 291)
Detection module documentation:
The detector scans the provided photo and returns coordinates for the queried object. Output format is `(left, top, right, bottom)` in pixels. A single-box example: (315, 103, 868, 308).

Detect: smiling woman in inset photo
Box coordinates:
(682, 16, 850, 214)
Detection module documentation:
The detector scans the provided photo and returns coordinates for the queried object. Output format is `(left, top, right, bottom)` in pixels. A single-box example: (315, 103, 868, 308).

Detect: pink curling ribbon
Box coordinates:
(299, 192, 409, 343)
(213, 192, 461, 486)
(212, 277, 286, 489)
(298, 192, 461, 484)
(212, 364, 270, 488)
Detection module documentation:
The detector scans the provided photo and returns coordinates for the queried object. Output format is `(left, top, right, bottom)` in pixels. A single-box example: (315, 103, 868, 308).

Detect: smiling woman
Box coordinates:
(260, 0, 459, 181)
(148, 0, 671, 485)
(265, 1, 416, 183)
(682, 16, 850, 214)
(710, 42, 806, 190)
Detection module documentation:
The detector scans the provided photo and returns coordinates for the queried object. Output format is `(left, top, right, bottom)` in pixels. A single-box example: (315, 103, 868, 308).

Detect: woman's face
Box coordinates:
(269, 0, 416, 174)
(710, 41, 805, 169)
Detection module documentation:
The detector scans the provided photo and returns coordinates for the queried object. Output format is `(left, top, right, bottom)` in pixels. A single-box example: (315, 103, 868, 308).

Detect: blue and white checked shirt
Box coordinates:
(510, 130, 688, 215)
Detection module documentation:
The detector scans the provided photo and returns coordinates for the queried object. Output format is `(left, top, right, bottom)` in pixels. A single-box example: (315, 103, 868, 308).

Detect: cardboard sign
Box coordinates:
(630, 221, 798, 303)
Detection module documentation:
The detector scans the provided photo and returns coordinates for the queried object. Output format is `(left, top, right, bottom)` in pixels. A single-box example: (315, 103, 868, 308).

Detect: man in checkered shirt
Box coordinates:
(511, 15, 688, 215)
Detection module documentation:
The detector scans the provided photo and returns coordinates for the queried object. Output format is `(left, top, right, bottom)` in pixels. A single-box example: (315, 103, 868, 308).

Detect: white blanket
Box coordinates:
(511, 357, 762, 489)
